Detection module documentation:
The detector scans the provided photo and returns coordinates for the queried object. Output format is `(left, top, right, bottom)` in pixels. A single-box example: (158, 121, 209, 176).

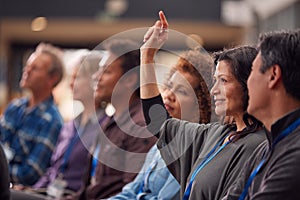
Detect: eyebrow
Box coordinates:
(213, 72, 232, 78)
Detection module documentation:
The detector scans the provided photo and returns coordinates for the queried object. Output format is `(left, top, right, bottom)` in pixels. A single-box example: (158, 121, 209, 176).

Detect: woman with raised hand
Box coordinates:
(140, 11, 266, 200)
(109, 29, 213, 200)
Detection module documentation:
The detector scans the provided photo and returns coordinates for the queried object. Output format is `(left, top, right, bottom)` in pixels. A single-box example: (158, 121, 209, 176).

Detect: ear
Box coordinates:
(49, 74, 60, 89)
(268, 64, 282, 89)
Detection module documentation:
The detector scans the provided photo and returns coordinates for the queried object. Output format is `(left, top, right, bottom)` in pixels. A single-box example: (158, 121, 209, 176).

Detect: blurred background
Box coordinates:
(0, 0, 299, 118)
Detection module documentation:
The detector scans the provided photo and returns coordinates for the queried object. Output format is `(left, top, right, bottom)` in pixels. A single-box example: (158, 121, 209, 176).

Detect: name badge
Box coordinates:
(47, 176, 67, 199)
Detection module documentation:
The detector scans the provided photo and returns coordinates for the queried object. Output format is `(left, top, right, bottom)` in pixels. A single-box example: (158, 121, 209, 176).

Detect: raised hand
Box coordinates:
(141, 11, 169, 52)
(140, 11, 169, 99)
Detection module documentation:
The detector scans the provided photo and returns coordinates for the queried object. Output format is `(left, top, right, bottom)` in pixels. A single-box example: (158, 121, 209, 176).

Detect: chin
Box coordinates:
(247, 106, 257, 118)
(215, 109, 226, 117)
(94, 95, 102, 103)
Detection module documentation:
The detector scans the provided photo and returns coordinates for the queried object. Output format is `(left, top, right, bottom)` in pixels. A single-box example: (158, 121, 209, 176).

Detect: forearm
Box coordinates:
(107, 176, 141, 199)
(154, 172, 180, 200)
(10, 163, 41, 185)
(140, 49, 160, 99)
(142, 95, 170, 138)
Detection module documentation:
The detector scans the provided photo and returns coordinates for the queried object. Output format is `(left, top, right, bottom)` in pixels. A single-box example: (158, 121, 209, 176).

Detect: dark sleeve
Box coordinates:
(141, 95, 170, 137)
(157, 119, 213, 187)
(0, 145, 10, 200)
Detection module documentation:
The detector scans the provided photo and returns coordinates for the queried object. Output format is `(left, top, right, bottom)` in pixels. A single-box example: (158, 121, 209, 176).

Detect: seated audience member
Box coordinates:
(78, 39, 156, 200)
(31, 51, 105, 199)
(140, 11, 266, 200)
(0, 43, 64, 186)
(223, 29, 300, 200)
(108, 45, 213, 200)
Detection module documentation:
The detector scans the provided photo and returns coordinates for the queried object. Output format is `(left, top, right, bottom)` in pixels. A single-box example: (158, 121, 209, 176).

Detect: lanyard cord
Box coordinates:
(238, 117, 300, 200)
(183, 131, 232, 200)
(90, 115, 109, 178)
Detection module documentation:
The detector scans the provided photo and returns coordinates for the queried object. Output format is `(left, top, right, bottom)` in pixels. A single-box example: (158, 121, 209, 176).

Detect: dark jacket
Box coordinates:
(223, 108, 300, 200)
(0, 144, 10, 199)
(82, 100, 156, 200)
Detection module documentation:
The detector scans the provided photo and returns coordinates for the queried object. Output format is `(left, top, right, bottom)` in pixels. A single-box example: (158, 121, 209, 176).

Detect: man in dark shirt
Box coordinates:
(223, 29, 300, 200)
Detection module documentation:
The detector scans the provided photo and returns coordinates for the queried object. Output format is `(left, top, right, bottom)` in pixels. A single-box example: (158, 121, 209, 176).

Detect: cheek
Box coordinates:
(248, 77, 257, 97)
(179, 96, 197, 110)
(226, 87, 244, 110)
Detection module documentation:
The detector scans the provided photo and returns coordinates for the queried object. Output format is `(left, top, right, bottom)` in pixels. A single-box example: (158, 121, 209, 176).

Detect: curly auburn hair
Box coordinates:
(167, 47, 214, 124)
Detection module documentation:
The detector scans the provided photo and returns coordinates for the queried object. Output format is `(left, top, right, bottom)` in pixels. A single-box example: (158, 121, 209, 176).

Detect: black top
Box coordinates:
(0, 145, 10, 199)
(142, 95, 170, 136)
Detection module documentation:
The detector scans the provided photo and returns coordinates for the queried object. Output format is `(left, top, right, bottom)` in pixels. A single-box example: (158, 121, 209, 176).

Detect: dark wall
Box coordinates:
(0, 0, 220, 21)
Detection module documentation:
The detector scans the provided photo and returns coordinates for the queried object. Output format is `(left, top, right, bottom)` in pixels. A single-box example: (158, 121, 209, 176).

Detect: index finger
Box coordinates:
(159, 11, 169, 29)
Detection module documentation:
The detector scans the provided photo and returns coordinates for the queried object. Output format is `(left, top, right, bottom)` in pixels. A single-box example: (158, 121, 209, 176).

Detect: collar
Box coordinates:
(269, 108, 300, 144)
(22, 95, 54, 114)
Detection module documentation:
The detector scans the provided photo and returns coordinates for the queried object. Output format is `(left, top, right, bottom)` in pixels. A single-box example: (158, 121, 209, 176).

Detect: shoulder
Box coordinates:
(41, 102, 63, 125)
(5, 98, 27, 110)
(232, 130, 267, 160)
(59, 120, 75, 137)
(241, 129, 267, 148)
(162, 118, 225, 134)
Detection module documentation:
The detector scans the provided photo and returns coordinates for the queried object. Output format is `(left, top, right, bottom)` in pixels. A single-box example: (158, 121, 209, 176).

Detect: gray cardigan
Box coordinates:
(157, 119, 266, 200)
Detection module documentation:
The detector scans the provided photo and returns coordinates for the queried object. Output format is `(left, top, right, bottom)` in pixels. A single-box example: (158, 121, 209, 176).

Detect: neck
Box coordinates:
(262, 98, 300, 131)
(223, 114, 246, 145)
(29, 91, 52, 108)
(233, 114, 246, 132)
(80, 107, 94, 126)
(113, 93, 138, 118)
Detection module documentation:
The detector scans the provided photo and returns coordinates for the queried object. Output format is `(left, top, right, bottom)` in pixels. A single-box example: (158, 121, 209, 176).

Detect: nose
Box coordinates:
(70, 76, 75, 90)
(210, 81, 219, 96)
(92, 70, 101, 82)
(23, 65, 30, 73)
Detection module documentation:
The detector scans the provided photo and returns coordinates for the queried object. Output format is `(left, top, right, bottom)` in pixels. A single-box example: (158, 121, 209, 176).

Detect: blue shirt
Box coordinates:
(108, 145, 180, 200)
(0, 96, 63, 185)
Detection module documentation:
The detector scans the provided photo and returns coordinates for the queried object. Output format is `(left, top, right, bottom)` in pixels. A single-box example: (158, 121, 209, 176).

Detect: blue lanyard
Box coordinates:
(89, 115, 108, 177)
(239, 117, 300, 200)
(90, 143, 100, 177)
(59, 125, 84, 174)
(183, 133, 231, 200)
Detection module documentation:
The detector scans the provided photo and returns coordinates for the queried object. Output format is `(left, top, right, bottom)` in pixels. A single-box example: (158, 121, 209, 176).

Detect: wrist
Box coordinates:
(141, 51, 156, 64)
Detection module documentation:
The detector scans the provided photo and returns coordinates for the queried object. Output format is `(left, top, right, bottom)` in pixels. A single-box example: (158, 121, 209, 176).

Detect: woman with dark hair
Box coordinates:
(140, 11, 266, 200)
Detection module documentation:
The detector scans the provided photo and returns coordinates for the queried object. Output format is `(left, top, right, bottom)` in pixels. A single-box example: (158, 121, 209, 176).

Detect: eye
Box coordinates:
(31, 66, 39, 72)
(220, 78, 227, 83)
(163, 82, 172, 91)
(175, 87, 188, 96)
(103, 69, 111, 74)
